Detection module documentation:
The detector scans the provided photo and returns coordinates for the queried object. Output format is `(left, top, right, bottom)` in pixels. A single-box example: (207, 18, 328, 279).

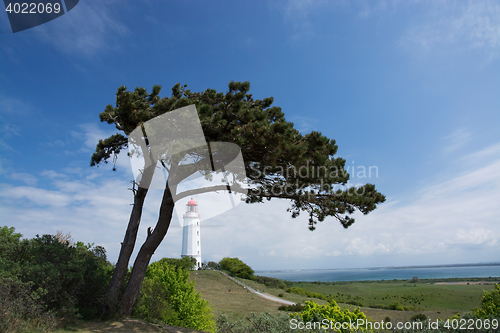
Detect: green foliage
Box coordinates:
(473, 283, 500, 318)
(411, 313, 428, 321)
(278, 303, 305, 312)
(219, 257, 255, 280)
(217, 311, 359, 333)
(286, 286, 327, 300)
(154, 256, 197, 271)
(0, 226, 113, 331)
(93, 81, 385, 231)
(255, 275, 289, 289)
(135, 259, 216, 333)
(347, 300, 364, 307)
(291, 300, 370, 333)
(0, 276, 59, 333)
(206, 261, 219, 269)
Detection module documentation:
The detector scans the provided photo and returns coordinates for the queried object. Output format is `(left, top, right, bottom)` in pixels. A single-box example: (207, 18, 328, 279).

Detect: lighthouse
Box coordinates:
(181, 198, 202, 269)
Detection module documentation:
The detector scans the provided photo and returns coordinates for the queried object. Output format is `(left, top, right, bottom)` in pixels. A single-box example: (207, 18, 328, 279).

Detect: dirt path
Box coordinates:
(217, 271, 296, 306)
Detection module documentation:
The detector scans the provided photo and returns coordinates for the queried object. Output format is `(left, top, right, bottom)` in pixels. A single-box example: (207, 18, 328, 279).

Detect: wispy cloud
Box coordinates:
(441, 128, 472, 153)
(9, 172, 38, 186)
(2, 139, 499, 270)
(399, 0, 500, 60)
(276, 0, 329, 41)
(289, 115, 319, 134)
(36, 1, 129, 57)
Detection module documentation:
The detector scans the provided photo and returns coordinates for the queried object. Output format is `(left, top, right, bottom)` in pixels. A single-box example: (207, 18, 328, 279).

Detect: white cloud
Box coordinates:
(36, 0, 129, 57)
(276, 0, 329, 41)
(0, 95, 34, 115)
(441, 128, 472, 153)
(2, 141, 499, 270)
(10, 172, 38, 186)
(0, 184, 72, 207)
(399, 0, 500, 60)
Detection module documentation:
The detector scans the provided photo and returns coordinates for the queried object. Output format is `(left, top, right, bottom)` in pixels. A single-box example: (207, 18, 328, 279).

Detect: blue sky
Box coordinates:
(1, 0, 499, 271)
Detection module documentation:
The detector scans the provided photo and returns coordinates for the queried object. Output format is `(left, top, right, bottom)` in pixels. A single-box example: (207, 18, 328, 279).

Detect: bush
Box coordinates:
(290, 300, 370, 333)
(0, 276, 59, 333)
(473, 283, 500, 318)
(410, 313, 427, 322)
(217, 311, 363, 333)
(0, 226, 113, 330)
(219, 257, 255, 280)
(286, 287, 326, 300)
(134, 259, 216, 333)
(347, 300, 364, 307)
(255, 275, 289, 289)
(206, 261, 219, 269)
(154, 256, 197, 270)
(278, 303, 304, 312)
(387, 302, 405, 311)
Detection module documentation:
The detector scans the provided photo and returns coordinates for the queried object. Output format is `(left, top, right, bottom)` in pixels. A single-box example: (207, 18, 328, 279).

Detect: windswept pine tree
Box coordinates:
(92, 81, 385, 315)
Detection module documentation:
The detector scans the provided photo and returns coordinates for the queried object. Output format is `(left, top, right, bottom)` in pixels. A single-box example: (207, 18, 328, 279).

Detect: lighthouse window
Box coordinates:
(197, 222, 199, 226)
(197, 231, 199, 236)
(197, 241, 199, 246)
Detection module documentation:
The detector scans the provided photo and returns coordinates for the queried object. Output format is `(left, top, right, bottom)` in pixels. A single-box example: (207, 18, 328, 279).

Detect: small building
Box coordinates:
(181, 198, 202, 269)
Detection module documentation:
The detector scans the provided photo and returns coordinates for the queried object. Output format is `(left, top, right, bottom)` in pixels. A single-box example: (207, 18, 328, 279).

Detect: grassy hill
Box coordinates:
(55, 272, 498, 332)
(188, 270, 285, 321)
(191, 271, 499, 324)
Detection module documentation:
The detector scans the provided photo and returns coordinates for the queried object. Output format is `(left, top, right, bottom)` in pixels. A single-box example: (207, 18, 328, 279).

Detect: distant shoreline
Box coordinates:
(255, 262, 500, 274)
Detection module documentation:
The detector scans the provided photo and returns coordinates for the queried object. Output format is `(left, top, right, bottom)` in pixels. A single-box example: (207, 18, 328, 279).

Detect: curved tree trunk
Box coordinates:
(119, 184, 176, 315)
(100, 186, 148, 317)
(101, 164, 155, 317)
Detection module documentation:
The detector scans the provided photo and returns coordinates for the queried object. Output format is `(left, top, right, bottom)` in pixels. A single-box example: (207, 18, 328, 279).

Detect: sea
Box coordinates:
(255, 264, 500, 282)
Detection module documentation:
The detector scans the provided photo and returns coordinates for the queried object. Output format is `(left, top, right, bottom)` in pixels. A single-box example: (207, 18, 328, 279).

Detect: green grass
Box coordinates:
(53, 273, 498, 332)
(192, 272, 499, 323)
(230, 275, 328, 305)
(289, 280, 498, 312)
(188, 270, 284, 322)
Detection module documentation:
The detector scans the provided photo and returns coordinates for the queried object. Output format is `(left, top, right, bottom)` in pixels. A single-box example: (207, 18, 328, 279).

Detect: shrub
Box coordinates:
(135, 259, 216, 333)
(387, 302, 405, 311)
(0, 276, 59, 333)
(286, 287, 326, 300)
(0, 226, 113, 330)
(255, 275, 289, 289)
(154, 256, 197, 270)
(206, 261, 219, 269)
(278, 303, 304, 312)
(347, 300, 364, 307)
(410, 313, 427, 322)
(219, 257, 255, 280)
(217, 311, 360, 333)
(290, 300, 370, 333)
(473, 283, 500, 318)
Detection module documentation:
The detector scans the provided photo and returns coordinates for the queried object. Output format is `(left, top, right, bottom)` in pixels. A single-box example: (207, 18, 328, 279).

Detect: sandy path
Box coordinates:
(218, 271, 296, 305)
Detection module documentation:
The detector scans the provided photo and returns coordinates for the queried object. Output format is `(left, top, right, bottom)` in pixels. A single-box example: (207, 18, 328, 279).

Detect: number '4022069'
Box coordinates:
(444, 318, 498, 330)
(5, 2, 61, 14)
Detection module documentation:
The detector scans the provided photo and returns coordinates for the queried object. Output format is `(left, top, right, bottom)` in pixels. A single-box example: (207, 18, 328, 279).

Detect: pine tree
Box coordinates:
(92, 81, 385, 315)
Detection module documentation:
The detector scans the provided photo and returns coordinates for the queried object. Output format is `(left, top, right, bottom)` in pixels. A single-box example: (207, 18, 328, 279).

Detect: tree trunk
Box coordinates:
(100, 186, 148, 316)
(119, 183, 176, 315)
(101, 164, 155, 317)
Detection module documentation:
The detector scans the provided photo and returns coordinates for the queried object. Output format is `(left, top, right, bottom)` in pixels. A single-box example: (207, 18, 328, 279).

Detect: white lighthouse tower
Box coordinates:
(181, 198, 202, 269)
